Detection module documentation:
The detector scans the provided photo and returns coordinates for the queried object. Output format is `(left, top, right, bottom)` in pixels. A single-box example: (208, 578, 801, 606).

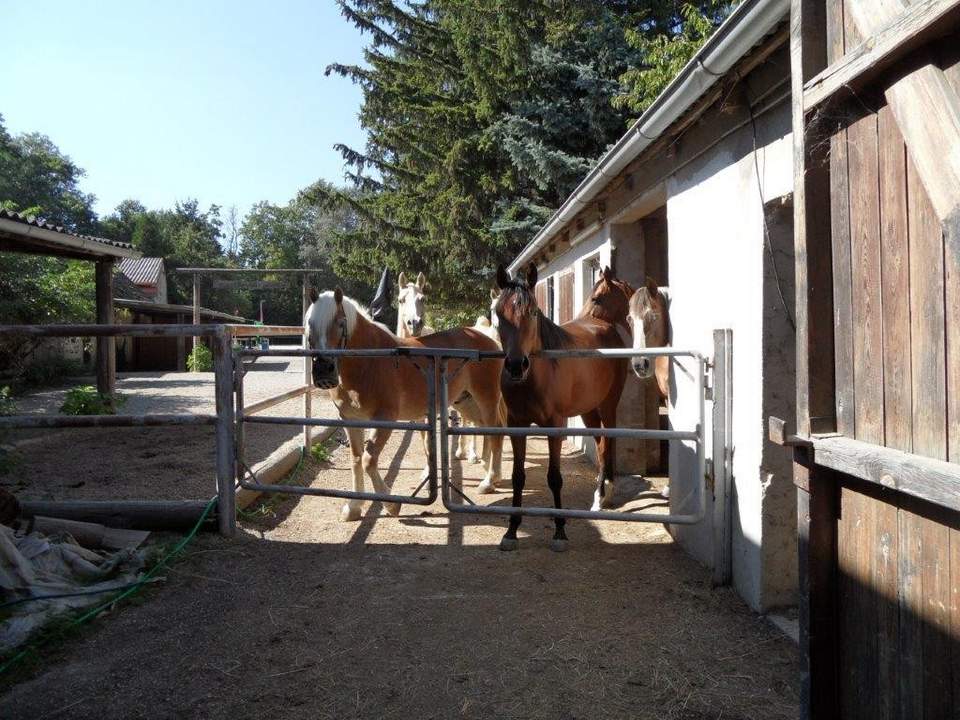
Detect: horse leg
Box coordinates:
(467, 423, 480, 464)
(476, 399, 504, 494)
(596, 394, 621, 508)
(546, 433, 568, 552)
(582, 410, 609, 511)
(499, 434, 526, 551)
(341, 427, 365, 522)
(364, 427, 401, 516)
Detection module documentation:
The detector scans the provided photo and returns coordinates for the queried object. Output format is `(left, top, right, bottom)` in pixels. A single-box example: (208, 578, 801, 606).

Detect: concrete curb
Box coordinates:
(235, 425, 339, 510)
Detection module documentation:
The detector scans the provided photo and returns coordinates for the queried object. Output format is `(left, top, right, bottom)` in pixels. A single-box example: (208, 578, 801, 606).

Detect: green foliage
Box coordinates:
(186, 345, 213, 372)
(614, 2, 735, 117)
(14, 356, 85, 391)
(310, 442, 332, 463)
(59, 385, 124, 416)
(326, 1, 733, 318)
(0, 387, 15, 417)
(0, 387, 16, 475)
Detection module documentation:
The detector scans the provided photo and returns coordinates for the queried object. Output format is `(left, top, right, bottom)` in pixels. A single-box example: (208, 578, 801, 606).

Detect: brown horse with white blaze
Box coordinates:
(306, 288, 504, 520)
(493, 263, 634, 552)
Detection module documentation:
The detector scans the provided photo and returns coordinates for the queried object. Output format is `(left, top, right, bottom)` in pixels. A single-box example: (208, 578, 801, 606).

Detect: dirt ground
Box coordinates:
(2, 353, 336, 501)
(0, 426, 799, 719)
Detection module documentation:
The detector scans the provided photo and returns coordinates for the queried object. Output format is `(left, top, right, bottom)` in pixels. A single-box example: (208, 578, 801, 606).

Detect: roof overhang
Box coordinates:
(508, 0, 789, 273)
(114, 298, 249, 323)
(0, 217, 140, 261)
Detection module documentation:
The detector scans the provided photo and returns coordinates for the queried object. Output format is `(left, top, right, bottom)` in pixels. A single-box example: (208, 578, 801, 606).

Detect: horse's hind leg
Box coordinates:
(364, 427, 401, 516)
(546, 434, 568, 552)
(500, 434, 526, 551)
(476, 399, 504, 494)
(582, 410, 611, 511)
(341, 427, 365, 522)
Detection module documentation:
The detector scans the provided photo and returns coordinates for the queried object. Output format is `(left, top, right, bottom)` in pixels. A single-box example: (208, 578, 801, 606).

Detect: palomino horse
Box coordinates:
(396, 272, 435, 338)
(627, 277, 670, 398)
(306, 288, 504, 520)
(493, 263, 634, 552)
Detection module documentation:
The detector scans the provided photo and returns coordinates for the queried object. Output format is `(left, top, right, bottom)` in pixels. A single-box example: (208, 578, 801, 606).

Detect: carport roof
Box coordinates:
(0, 209, 140, 261)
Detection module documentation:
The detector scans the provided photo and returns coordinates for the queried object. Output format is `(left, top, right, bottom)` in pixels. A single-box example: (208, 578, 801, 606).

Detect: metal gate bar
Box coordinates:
(233, 346, 459, 507)
(438, 348, 707, 525)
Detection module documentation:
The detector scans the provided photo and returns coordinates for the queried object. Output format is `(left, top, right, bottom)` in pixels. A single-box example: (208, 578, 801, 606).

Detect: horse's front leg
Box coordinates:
(476, 400, 503, 494)
(364, 427, 400, 516)
(546, 434, 568, 552)
(499, 434, 526, 551)
(341, 427, 365, 522)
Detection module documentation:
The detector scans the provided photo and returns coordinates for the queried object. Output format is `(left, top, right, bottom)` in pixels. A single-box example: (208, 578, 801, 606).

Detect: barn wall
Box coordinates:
(666, 99, 794, 610)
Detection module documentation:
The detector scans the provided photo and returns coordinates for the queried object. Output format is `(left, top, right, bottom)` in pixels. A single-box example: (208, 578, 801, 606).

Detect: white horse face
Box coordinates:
(304, 288, 348, 389)
(398, 272, 428, 336)
(628, 280, 668, 380)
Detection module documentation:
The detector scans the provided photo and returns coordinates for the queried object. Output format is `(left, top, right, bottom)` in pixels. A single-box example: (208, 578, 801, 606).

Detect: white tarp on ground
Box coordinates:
(0, 524, 149, 654)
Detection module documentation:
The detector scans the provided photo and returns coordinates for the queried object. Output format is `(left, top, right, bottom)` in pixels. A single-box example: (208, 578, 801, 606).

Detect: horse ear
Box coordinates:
(525, 263, 538, 289)
(398, 272, 407, 288)
(309, 287, 318, 303)
(334, 286, 343, 305)
(602, 266, 615, 283)
(416, 272, 426, 289)
(645, 276, 658, 296)
(490, 288, 499, 301)
(496, 264, 510, 289)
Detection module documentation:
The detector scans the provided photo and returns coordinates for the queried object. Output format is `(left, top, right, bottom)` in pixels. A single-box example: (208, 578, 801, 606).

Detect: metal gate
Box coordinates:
(231, 340, 731, 582)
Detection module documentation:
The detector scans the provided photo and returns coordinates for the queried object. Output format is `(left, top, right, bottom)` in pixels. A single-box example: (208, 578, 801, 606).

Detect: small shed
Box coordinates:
(117, 257, 167, 304)
(506, 0, 795, 612)
(113, 298, 247, 371)
(0, 209, 139, 396)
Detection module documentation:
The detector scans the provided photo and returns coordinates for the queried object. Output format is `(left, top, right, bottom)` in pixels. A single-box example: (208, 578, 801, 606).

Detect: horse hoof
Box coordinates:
(385, 502, 401, 517)
(477, 479, 496, 494)
(590, 502, 601, 512)
(550, 539, 569, 553)
(340, 505, 362, 522)
(499, 536, 519, 552)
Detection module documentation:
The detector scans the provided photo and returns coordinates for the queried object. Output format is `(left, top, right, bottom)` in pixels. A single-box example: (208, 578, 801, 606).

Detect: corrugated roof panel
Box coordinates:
(118, 257, 164, 286)
(0, 209, 134, 251)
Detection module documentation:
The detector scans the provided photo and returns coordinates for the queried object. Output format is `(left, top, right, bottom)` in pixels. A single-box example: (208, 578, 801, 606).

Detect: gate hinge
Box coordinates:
(703, 365, 714, 402)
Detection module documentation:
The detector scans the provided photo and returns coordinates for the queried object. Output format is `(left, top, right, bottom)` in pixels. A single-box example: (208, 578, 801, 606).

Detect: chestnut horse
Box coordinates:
(493, 263, 634, 552)
(627, 277, 670, 398)
(306, 288, 504, 520)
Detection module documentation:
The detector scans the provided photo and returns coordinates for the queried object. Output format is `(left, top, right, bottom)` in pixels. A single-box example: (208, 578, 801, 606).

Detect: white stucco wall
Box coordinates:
(526, 100, 794, 613)
(665, 101, 793, 611)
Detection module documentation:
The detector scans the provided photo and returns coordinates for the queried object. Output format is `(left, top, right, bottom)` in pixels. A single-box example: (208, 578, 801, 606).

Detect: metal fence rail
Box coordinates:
(0, 323, 238, 536)
(437, 348, 708, 526)
(233, 347, 446, 515)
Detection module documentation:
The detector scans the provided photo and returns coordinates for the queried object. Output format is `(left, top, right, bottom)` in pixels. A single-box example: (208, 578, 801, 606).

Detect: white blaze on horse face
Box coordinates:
(629, 304, 654, 380)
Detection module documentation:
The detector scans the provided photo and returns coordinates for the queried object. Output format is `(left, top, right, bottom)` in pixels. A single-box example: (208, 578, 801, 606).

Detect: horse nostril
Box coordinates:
(521, 356, 530, 370)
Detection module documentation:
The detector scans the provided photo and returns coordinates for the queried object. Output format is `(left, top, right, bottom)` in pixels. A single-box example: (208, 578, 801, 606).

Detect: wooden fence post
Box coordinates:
(95, 259, 116, 398)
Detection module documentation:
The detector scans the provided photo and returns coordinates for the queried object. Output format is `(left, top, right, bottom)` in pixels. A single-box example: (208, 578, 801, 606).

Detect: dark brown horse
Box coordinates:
(493, 263, 634, 551)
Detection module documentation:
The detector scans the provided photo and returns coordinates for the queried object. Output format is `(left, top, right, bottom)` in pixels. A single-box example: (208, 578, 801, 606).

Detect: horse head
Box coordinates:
(493, 263, 540, 384)
(628, 277, 669, 379)
(585, 266, 634, 326)
(304, 286, 355, 389)
(397, 271, 429, 336)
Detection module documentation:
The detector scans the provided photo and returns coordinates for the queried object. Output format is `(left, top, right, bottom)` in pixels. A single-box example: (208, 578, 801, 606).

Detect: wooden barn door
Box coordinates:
(790, 2, 960, 718)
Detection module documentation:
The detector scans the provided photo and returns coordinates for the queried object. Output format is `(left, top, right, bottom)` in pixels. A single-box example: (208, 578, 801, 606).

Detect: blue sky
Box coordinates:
(0, 1, 368, 219)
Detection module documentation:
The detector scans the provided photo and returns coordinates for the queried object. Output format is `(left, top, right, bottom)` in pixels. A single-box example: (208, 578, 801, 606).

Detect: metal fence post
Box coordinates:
(711, 329, 733, 585)
(213, 327, 236, 536)
(302, 276, 312, 451)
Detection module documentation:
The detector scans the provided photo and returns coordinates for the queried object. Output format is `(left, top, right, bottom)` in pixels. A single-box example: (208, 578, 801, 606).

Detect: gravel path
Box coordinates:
(1, 431, 799, 719)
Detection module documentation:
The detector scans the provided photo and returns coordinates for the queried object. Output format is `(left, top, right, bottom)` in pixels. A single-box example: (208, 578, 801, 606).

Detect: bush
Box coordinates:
(0, 386, 17, 475)
(60, 385, 125, 415)
(186, 344, 213, 372)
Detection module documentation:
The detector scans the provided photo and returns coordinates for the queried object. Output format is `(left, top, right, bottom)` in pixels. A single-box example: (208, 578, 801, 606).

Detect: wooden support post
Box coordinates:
(212, 329, 236, 536)
(176, 313, 186, 371)
(796, 451, 839, 719)
(192, 272, 200, 353)
(95, 259, 116, 399)
(302, 276, 312, 451)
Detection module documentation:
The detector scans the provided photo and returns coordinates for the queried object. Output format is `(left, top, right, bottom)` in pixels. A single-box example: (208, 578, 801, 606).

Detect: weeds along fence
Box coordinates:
(0, 323, 310, 537)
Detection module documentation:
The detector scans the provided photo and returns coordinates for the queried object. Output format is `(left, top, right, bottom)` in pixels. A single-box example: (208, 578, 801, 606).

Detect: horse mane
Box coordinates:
(497, 281, 572, 351)
(309, 291, 395, 342)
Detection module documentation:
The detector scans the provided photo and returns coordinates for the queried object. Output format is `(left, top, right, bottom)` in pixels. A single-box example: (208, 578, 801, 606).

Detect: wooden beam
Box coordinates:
(811, 435, 960, 513)
(19, 500, 213, 531)
(0, 413, 217, 429)
(792, 0, 836, 439)
(847, 0, 960, 225)
(95, 259, 116, 400)
(176, 312, 186, 371)
(192, 272, 200, 353)
(804, 0, 960, 110)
